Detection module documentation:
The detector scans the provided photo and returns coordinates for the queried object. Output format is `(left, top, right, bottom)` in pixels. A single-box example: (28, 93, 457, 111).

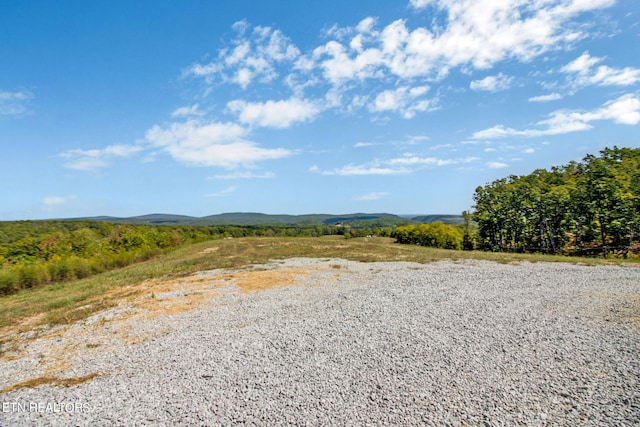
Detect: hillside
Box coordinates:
(411, 214, 465, 224)
(70, 212, 416, 226)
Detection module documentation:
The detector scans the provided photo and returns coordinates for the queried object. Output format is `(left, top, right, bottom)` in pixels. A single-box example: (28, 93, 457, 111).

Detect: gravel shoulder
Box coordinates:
(1, 258, 639, 426)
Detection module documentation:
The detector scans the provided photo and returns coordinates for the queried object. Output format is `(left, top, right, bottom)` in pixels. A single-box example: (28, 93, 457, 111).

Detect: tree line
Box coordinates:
(392, 222, 465, 250)
(471, 146, 640, 256)
(0, 220, 396, 295)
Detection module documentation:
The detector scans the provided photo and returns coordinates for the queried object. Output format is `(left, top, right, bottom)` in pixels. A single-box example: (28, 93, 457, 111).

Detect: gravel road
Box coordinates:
(1, 258, 639, 426)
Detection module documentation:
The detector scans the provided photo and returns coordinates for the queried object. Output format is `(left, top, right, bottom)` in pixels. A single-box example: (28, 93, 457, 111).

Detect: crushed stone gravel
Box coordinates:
(1, 258, 639, 426)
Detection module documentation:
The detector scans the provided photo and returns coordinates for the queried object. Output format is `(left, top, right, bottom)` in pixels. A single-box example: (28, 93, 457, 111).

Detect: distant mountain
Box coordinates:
(129, 214, 197, 224)
(67, 212, 466, 226)
(198, 212, 310, 225)
(411, 214, 465, 224)
(71, 213, 197, 225)
(69, 212, 416, 226)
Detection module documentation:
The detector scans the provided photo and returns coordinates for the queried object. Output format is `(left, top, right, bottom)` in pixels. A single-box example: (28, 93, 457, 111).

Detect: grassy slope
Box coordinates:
(1, 236, 636, 340)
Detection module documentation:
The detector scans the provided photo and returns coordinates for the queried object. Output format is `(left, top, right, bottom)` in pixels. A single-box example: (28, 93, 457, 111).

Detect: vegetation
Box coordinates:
(2, 235, 632, 339)
(470, 146, 640, 257)
(0, 219, 401, 297)
(0, 222, 208, 295)
(392, 222, 464, 250)
(73, 212, 412, 227)
(1, 145, 638, 336)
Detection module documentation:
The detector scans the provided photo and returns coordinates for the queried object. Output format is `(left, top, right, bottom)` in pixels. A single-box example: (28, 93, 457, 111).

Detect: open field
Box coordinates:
(0, 252, 638, 425)
(1, 236, 637, 340)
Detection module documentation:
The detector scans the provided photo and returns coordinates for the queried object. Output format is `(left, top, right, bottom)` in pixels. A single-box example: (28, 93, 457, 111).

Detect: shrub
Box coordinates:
(393, 222, 463, 250)
(0, 270, 19, 295)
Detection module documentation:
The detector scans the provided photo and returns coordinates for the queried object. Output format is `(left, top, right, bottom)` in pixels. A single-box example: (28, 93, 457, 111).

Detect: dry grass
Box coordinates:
(0, 236, 637, 394)
(1, 235, 635, 343)
(0, 373, 100, 393)
(218, 268, 314, 293)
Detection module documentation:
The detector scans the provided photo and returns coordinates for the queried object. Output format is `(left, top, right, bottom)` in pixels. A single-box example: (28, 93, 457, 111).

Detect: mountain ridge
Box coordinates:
(67, 212, 464, 225)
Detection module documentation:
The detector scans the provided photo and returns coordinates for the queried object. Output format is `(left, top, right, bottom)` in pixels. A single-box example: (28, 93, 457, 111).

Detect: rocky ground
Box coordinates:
(1, 258, 638, 426)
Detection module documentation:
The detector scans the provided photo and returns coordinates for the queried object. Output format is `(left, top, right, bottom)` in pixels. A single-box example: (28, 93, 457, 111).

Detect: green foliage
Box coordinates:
(0, 222, 218, 295)
(0, 220, 383, 296)
(471, 146, 640, 257)
(393, 222, 464, 250)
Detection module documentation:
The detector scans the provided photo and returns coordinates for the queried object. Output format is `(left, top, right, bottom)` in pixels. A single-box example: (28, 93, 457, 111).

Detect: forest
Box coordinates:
(0, 220, 395, 296)
(471, 146, 640, 256)
(1, 146, 638, 296)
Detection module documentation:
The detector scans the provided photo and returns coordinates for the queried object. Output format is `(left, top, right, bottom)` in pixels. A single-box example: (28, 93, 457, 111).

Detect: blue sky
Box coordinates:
(1, 0, 639, 220)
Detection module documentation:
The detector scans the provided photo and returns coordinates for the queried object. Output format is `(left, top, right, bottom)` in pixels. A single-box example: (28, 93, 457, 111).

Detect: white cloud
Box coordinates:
(409, 0, 434, 10)
(41, 195, 76, 208)
(211, 171, 275, 180)
(473, 94, 640, 139)
(315, 154, 479, 176)
(186, 22, 300, 89)
(561, 52, 640, 88)
(487, 161, 509, 169)
(316, 164, 411, 176)
(388, 155, 442, 166)
(145, 120, 291, 168)
(312, 39, 385, 84)
(183, 2, 617, 123)
(171, 104, 204, 117)
(356, 192, 389, 201)
(206, 185, 238, 198)
(60, 144, 142, 171)
(226, 97, 321, 128)
(430, 144, 455, 151)
(470, 73, 513, 92)
(529, 93, 562, 102)
(354, 141, 378, 148)
(388, 155, 479, 166)
(310, 0, 614, 87)
(370, 86, 434, 118)
(0, 89, 33, 116)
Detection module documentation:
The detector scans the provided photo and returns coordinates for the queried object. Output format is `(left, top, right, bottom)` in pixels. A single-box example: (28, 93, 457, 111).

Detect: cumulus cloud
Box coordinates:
(0, 89, 33, 116)
(144, 120, 291, 168)
(369, 86, 435, 118)
(182, 2, 618, 123)
(408, 0, 433, 10)
(186, 21, 300, 89)
(310, 0, 614, 86)
(473, 93, 640, 139)
(561, 52, 640, 88)
(226, 97, 321, 128)
(60, 144, 142, 171)
(470, 73, 513, 92)
(487, 161, 509, 169)
(529, 93, 563, 102)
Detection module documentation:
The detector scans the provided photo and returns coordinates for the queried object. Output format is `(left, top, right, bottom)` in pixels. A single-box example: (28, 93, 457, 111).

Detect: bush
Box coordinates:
(393, 222, 463, 250)
(0, 270, 19, 295)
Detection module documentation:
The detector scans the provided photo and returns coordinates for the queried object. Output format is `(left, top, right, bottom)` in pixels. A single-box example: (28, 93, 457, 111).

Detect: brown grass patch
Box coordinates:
(0, 313, 47, 345)
(217, 267, 315, 293)
(198, 247, 219, 255)
(312, 244, 351, 250)
(0, 372, 100, 394)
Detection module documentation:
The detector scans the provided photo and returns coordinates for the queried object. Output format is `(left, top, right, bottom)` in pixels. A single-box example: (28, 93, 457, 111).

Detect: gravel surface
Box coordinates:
(1, 258, 639, 426)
